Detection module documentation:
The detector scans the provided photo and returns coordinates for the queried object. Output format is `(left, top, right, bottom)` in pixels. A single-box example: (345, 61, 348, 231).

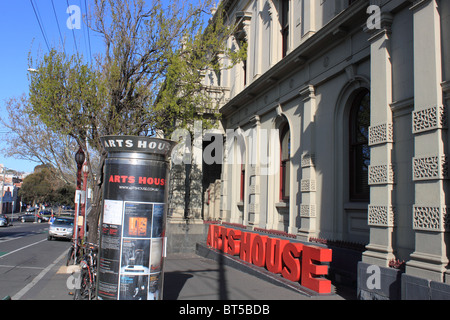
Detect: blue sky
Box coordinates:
(0, 0, 103, 173)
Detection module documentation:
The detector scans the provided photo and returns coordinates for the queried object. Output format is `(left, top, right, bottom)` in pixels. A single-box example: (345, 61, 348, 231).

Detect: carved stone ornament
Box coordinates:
(413, 205, 450, 232)
(412, 105, 447, 134)
(300, 204, 316, 217)
(368, 164, 394, 185)
(369, 123, 393, 146)
(368, 205, 395, 227)
(301, 179, 316, 192)
(413, 155, 449, 181)
(301, 153, 315, 168)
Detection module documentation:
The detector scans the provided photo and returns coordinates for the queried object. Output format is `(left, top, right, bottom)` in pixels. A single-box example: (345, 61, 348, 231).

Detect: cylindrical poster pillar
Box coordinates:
(97, 136, 175, 300)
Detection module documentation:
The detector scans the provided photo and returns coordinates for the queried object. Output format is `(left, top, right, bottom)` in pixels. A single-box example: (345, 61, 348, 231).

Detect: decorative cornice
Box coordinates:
(299, 84, 315, 101)
(219, 0, 369, 116)
(409, 0, 434, 12)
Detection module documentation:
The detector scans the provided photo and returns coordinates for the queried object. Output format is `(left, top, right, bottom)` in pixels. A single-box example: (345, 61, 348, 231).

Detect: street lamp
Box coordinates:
(75, 147, 86, 171)
(73, 147, 85, 243)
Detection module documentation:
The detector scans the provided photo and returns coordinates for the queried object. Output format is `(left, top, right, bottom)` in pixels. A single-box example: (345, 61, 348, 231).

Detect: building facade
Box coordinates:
(196, 0, 450, 292)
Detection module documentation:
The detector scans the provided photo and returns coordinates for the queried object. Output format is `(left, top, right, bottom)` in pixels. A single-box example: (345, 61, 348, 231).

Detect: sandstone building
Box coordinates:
(169, 0, 450, 299)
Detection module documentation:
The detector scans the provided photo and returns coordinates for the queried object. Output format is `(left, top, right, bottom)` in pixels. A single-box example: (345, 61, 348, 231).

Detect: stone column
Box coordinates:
(220, 130, 231, 222)
(188, 122, 203, 220)
(443, 81, 450, 283)
(168, 163, 187, 220)
(297, 85, 317, 239)
(406, 0, 448, 282)
(363, 13, 395, 267)
(247, 115, 261, 226)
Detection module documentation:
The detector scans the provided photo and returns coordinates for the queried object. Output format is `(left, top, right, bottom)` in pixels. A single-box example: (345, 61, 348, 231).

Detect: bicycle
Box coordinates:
(66, 238, 83, 266)
(73, 242, 98, 300)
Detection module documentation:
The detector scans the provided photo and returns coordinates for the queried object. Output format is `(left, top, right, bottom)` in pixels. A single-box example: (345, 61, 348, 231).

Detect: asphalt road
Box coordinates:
(0, 220, 71, 300)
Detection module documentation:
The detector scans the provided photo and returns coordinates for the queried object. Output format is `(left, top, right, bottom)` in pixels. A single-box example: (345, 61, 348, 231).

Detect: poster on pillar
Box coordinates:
(98, 200, 165, 300)
(98, 136, 175, 300)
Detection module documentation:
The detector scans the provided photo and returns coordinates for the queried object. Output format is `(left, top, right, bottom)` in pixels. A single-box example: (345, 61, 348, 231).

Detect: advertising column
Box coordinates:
(97, 136, 175, 300)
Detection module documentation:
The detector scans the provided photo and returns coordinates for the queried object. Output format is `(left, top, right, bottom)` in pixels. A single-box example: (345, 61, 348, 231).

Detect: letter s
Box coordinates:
(281, 243, 303, 282)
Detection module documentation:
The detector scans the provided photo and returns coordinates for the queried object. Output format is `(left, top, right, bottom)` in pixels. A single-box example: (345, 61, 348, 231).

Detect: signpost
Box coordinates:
(97, 136, 175, 300)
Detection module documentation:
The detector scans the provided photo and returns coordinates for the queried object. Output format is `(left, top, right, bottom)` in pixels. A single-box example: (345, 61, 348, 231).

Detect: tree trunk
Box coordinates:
(86, 152, 107, 245)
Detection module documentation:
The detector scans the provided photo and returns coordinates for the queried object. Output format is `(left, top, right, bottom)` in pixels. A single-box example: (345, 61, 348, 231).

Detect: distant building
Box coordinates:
(0, 164, 25, 213)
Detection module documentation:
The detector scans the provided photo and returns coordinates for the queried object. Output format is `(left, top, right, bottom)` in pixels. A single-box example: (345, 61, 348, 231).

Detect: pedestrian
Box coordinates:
(49, 213, 55, 224)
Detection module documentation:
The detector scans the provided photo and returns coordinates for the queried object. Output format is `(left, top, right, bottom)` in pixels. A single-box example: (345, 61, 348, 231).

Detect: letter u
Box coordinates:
(266, 237, 289, 274)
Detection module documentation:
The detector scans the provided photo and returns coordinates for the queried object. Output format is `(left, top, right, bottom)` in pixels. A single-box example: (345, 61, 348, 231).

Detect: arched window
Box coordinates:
(281, 0, 289, 58)
(280, 122, 290, 201)
(349, 89, 370, 201)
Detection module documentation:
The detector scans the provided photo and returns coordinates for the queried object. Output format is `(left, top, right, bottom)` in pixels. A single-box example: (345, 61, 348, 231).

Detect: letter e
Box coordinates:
(301, 246, 332, 294)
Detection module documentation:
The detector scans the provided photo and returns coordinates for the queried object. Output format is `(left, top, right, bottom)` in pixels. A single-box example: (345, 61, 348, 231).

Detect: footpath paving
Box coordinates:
(12, 247, 355, 301)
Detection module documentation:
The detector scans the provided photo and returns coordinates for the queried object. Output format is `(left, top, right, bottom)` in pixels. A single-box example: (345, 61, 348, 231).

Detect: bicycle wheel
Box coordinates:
(73, 268, 91, 300)
(66, 247, 74, 266)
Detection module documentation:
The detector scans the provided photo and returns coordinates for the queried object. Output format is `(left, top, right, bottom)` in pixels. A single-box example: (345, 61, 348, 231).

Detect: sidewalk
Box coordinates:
(21, 248, 355, 300)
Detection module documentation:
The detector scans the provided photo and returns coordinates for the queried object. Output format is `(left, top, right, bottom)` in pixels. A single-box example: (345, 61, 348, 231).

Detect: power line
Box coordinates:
(79, 0, 92, 64)
(66, 0, 79, 55)
(51, 0, 67, 56)
(29, 0, 50, 52)
(84, 0, 93, 64)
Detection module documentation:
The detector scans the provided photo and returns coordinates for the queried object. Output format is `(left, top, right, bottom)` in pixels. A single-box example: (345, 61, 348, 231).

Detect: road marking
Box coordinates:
(0, 230, 48, 244)
(0, 235, 27, 243)
(11, 249, 67, 300)
(0, 238, 47, 259)
(0, 264, 45, 270)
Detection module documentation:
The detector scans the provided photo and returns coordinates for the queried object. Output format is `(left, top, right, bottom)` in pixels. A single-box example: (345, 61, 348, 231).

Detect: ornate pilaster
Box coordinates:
(407, 0, 448, 282)
(188, 121, 203, 220)
(362, 11, 395, 267)
(297, 85, 317, 239)
(247, 115, 261, 226)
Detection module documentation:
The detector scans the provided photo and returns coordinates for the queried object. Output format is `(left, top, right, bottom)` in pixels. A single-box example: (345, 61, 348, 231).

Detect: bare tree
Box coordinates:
(0, 94, 77, 183)
(24, 0, 244, 244)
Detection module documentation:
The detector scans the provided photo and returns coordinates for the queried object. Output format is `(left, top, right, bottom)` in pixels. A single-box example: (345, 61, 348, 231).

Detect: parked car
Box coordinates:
(0, 214, 9, 227)
(18, 213, 49, 223)
(48, 217, 74, 240)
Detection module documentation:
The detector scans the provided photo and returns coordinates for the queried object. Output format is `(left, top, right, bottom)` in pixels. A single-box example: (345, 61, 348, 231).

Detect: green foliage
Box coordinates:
(18, 166, 72, 205)
(28, 51, 102, 140)
(54, 184, 76, 207)
(154, 3, 247, 136)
